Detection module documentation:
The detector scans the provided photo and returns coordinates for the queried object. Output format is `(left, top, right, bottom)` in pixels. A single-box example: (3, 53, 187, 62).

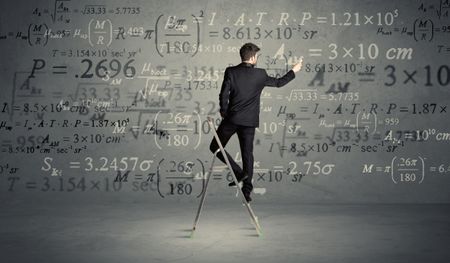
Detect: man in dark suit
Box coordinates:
(209, 42, 303, 202)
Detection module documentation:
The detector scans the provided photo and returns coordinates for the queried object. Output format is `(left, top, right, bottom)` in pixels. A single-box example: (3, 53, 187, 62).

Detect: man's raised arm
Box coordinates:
(264, 57, 303, 88)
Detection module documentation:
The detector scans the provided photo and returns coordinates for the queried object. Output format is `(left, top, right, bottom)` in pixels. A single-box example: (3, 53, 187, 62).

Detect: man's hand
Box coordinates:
(292, 56, 303, 73)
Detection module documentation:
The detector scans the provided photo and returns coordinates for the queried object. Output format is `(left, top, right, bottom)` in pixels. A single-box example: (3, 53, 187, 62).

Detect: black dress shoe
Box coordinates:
(228, 174, 248, 187)
(243, 191, 252, 202)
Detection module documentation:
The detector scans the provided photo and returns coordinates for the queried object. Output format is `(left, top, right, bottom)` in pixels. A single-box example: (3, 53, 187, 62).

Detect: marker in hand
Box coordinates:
(292, 56, 303, 73)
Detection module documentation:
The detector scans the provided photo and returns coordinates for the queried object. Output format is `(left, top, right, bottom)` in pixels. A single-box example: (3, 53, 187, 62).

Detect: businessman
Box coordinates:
(209, 42, 303, 202)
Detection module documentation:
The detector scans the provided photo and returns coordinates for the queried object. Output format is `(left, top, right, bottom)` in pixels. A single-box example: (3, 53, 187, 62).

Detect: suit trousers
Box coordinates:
(209, 117, 255, 193)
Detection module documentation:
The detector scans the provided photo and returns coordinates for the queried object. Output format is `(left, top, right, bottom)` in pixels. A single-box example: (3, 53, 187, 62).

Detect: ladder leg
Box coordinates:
(207, 117, 263, 236)
(190, 149, 219, 238)
(243, 201, 263, 236)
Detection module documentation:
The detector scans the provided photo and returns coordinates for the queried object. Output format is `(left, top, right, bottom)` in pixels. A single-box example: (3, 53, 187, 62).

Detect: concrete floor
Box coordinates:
(1, 197, 449, 263)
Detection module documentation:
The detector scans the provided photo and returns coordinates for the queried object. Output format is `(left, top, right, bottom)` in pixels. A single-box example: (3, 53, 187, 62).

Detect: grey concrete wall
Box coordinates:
(1, 0, 449, 203)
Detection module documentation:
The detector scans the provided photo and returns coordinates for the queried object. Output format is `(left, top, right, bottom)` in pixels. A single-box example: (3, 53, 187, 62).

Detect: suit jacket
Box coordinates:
(219, 62, 296, 127)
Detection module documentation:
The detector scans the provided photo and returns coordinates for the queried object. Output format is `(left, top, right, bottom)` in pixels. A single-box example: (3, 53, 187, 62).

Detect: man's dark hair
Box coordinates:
(240, 43, 260, 61)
